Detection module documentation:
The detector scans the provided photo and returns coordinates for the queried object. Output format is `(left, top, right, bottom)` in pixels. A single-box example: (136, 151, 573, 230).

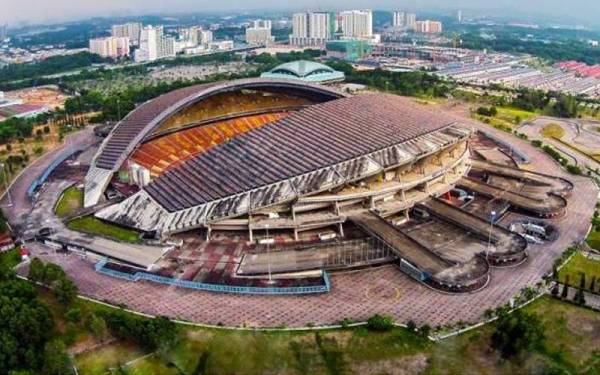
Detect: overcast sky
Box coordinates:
(2, 0, 600, 27)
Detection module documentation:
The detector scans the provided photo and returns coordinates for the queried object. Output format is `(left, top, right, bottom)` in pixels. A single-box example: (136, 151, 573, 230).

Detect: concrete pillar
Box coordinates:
(369, 196, 375, 210)
(404, 209, 409, 220)
(205, 226, 212, 242)
(248, 227, 253, 243)
(294, 228, 299, 241)
(338, 223, 344, 237)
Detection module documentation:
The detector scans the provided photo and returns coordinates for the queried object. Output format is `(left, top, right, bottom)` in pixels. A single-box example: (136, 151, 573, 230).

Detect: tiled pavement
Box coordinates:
(17, 117, 598, 328)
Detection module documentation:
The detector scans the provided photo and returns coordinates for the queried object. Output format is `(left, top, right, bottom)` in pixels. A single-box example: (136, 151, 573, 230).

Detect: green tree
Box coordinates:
(42, 340, 72, 375)
(88, 315, 108, 341)
(27, 258, 45, 284)
(53, 277, 78, 306)
(490, 310, 545, 359)
(0, 279, 54, 371)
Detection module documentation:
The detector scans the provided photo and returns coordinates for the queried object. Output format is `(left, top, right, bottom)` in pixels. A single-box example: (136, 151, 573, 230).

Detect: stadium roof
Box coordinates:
(96, 93, 470, 233)
(144, 94, 458, 212)
(84, 78, 346, 207)
(260, 60, 345, 83)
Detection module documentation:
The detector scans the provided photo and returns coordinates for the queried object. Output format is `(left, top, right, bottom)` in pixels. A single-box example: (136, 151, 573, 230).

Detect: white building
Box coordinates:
(200, 30, 213, 46)
(135, 26, 175, 63)
(245, 20, 274, 45)
(289, 11, 333, 46)
(406, 13, 417, 30)
(111, 22, 142, 44)
(209, 40, 234, 51)
(89, 36, 130, 58)
(393, 11, 417, 30)
(339, 10, 373, 39)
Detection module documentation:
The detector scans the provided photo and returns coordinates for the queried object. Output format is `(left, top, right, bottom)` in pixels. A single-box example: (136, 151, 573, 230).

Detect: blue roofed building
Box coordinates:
(260, 60, 345, 83)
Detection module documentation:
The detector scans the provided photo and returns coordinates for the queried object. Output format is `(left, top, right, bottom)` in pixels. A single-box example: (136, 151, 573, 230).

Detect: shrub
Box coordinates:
(418, 324, 431, 338)
(366, 314, 394, 332)
(531, 139, 543, 147)
(65, 308, 82, 323)
(491, 310, 545, 359)
(406, 320, 417, 332)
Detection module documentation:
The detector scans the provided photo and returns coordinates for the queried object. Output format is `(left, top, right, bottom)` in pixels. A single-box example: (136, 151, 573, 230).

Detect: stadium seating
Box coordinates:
(130, 112, 290, 176)
(153, 91, 312, 134)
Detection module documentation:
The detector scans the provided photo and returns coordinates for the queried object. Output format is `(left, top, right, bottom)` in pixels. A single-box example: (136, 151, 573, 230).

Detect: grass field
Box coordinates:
(558, 251, 600, 291)
(587, 230, 600, 250)
(496, 106, 537, 123)
(67, 216, 140, 243)
(66, 296, 599, 375)
(541, 123, 566, 139)
(55, 186, 83, 217)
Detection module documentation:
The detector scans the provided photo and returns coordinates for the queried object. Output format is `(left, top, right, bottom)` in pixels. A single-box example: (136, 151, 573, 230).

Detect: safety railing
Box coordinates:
(95, 259, 331, 295)
(27, 146, 85, 199)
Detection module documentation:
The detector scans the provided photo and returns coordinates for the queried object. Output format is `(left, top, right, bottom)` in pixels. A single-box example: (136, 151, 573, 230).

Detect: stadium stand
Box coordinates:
(130, 112, 290, 176)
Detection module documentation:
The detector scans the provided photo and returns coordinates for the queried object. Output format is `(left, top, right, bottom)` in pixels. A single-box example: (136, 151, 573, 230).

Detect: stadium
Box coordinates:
(81, 77, 570, 294)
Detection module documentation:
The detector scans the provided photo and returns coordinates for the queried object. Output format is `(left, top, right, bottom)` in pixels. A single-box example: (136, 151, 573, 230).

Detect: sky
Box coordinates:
(2, 0, 600, 27)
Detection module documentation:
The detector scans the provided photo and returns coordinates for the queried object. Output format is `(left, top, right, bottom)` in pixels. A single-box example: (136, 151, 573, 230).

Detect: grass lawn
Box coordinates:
(75, 341, 147, 375)
(55, 186, 83, 217)
(496, 106, 537, 123)
(42, 293, 597, 375)
(67, 216, 140, 243)
(540, 123, 566, 139)
(587, 230, 600, 250)
(558, 251, 600, 292)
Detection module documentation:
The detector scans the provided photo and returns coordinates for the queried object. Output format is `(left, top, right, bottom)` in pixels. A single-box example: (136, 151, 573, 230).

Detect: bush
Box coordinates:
(476, 106, 497, 117)
(418, 324, 431, 338)
(65, 308, 82, 323)
(366, 314, 394, 332)
(566, 164, 582, 175)
(531, 139, 543, 148)
(491, 310, 545, 359)
(406, 320, 417, 332)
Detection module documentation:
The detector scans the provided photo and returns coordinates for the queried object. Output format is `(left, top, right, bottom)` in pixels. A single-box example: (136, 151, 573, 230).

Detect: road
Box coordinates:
(0, 128, 100, 234)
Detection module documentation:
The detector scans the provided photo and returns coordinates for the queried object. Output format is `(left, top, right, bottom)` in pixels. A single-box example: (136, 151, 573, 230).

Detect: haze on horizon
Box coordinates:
(2, 0, 600, 28)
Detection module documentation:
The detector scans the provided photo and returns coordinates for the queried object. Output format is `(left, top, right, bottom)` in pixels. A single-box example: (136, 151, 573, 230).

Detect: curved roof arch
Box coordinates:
(84, 78, 346, 207)
(92, 78, 346, 173)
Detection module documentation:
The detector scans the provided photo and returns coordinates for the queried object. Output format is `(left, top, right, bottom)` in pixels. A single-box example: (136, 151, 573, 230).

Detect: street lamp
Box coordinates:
(486, 210, 496, 262)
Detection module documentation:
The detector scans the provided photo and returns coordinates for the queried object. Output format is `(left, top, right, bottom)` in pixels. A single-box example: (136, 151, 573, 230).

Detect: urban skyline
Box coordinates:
(3, 0, 600, 28)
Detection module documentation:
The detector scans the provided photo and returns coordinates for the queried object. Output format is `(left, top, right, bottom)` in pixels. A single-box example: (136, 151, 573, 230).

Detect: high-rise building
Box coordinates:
(199, 30, 213, 46)
(405, 13, 417, 30)
(393, 11, 405, 28)
(457, 10, 463, 24)
(0, 24, 7, 41)
(111, 22, 142, 44)
(135, 25, 175, 62)
(393, 11, 417, 30)
(338, 10, 373, 39)
(414, 20, 443, 33)
(289, 11, 333, 46)
(179, 26, 201, 46)
(89, 37, 130, 58)
(246, 19, 274, 45)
